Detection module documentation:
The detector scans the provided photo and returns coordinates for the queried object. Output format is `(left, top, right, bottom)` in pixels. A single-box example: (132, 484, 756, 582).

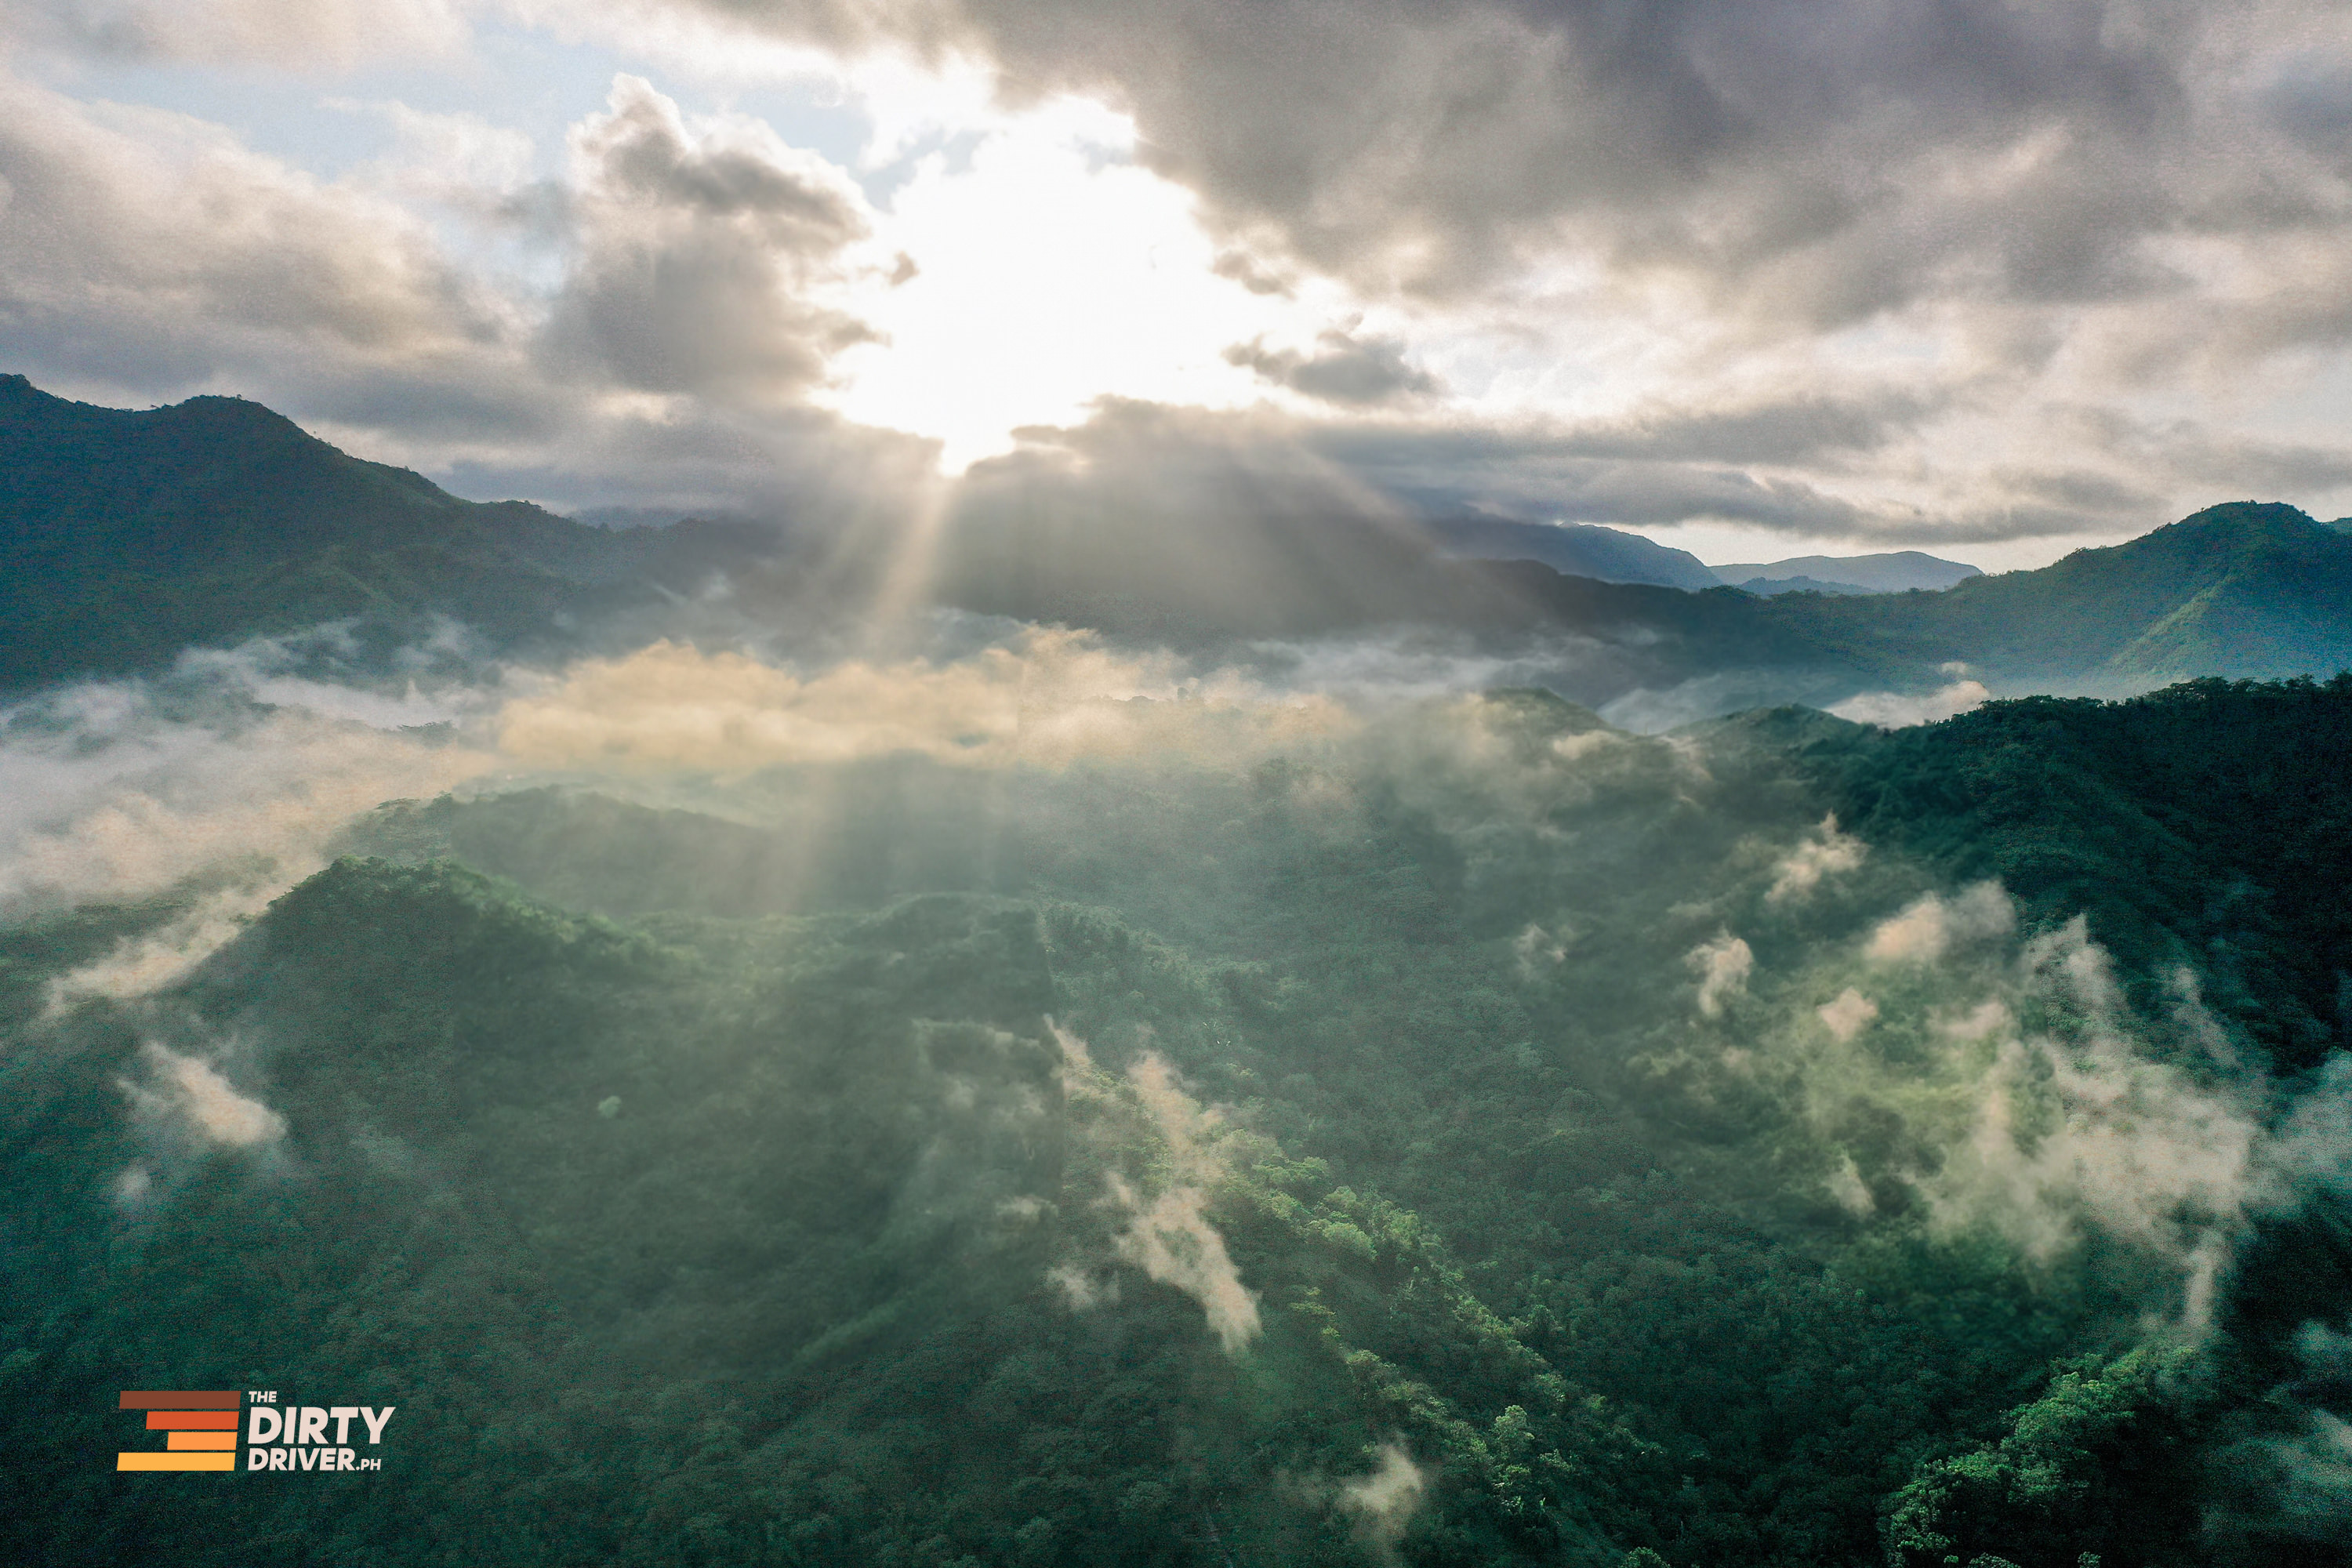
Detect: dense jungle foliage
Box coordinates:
(4, 679, 2350, 1566)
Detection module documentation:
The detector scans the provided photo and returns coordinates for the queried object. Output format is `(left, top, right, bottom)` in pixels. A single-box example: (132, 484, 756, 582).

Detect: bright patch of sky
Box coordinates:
(823, 100, 1359, 468)
(22, 15, 1446, 471)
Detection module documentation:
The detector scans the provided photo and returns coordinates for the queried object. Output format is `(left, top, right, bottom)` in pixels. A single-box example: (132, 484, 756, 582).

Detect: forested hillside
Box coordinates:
(1768, 504, 2352, 686)
(5, 678, 2349, 1566)
(0, 376, 772, 688)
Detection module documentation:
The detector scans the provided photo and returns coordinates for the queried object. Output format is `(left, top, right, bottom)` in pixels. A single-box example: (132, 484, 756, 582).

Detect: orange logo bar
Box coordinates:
(116, 1392, 242, 1472)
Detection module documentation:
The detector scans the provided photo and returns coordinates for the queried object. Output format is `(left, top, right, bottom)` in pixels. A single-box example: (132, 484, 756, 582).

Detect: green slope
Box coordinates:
(1770, 502, 2352, 684)
(0, 376, 768, 689)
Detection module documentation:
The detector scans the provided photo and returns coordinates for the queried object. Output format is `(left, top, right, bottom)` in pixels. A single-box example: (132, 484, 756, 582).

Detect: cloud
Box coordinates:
(1684, 882, 2332, 1324)
(1109, 1170, 1260, 1352)
(0, 641, 499, 1004)
(492, 630, 1353, 775)
(1863, 884, 2014, 964)
(121, 1044, 285, 1148)
(554, 0, 2352, 554)
(3, 0, 467, 66)
(1304, 412, 1889, 537)
(935, 399, 1482, 632)
(47, 888, 278, 1009)
(1338, 1442, 1429, 1559)
(1052, 1029, 1262, 1354)
(11, 9, 2352, 559)
(1767, 814, 1867, 902)
(1512, 922, 1568, 979)
(0, 76, 508, 394)
(1817, 987, 1878, 1042)
(0, 64, 937, 528)
(1687, 933, 1753, 1018)
(2212, 1319, 2352, 1548)
(0, 669, 491, 922)
(543, 75, 877, 401)
(1105, 1165, 1262, 1353)
(1224, 328, 1441, 406)
(630, 0, 2338, 322)
(1921, 922, 2262, 1291)
(1830, 680, 1991, 728)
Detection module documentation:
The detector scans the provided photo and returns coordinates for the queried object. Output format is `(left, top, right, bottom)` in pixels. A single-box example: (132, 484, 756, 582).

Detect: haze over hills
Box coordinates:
(1433, 526, 1983, 597)
(1719, 551, 1984, 594)
(1425, 516, 1726, 590)
(6, 376, 2352, 716)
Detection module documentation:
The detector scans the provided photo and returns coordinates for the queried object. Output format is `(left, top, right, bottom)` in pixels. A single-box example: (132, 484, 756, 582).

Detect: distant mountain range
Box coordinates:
(5, 374, 2350, 707)
(1718, 550, 1984, 595)
(1425, 517, 1726, 590)
(1432, 521, 1981, 595)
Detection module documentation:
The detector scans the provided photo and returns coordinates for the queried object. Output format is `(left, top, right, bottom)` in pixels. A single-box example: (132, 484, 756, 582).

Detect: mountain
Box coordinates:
(0, 377, 1866, 706)
(7, 375, 2352, 710)
(1425, 517, 1726, 590)
(1769, 502, 2352, 684)
(1731, 574, 1875, 597)
(1715, 550, 1982, 593)
(0, 375, 773, 689)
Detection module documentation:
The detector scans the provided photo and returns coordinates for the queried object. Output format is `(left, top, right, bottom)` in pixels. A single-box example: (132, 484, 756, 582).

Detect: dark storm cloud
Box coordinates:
(1223, 329, 1441, 406)
(1980, 402, 2352, 514)
(932, 398, 1456, 632)
(1346, 441, 1881, 538)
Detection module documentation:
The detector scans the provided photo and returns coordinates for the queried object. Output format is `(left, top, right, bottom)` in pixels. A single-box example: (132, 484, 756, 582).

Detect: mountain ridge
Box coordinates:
(1772, 501, 2352, 684)
(0, 375, 779, 688)
(1425, 516, 1726, 590)
(5, 375, 2350, 702)
(1717, 550, 1981, 593)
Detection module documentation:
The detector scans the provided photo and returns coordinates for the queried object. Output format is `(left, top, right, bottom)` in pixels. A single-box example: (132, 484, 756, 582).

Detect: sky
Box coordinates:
(3, 1, 2350, 570)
